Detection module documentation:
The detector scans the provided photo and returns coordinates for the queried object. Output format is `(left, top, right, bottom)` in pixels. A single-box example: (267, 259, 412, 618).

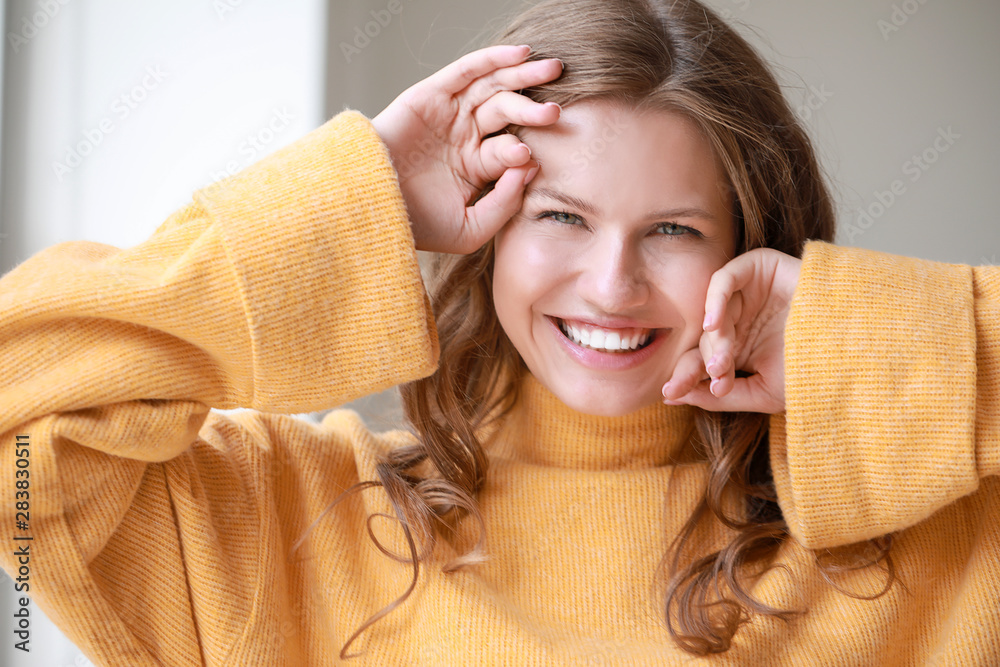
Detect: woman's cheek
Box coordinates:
(647, 252, 718, 325)
(500, 225, 582, 282)
(493, 225, 570, 318)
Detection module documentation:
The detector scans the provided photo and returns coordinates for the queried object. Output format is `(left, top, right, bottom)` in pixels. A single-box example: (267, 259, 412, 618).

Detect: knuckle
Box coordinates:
(457, 60, 477, 82)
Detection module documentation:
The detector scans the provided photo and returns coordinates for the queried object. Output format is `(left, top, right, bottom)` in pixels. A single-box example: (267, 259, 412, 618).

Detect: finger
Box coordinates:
(475, 133, 533, 182)
(703, 253, 759, 332)
(428, 45, 534, 96)
(662, 347, 708, 402)
(703, 292, 741, 387)
(474, 90, 561, 137)
(663, 379, 711, 407)
(664, 375, 776, 413)
(461, 59, 564, 118)
(696, 333, 731, 398)
(691, 329, 733, 398)
(459, 163, 537, 253)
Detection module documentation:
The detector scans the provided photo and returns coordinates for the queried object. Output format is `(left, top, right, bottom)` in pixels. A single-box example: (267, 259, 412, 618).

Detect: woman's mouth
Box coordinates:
(556, 318, 655, 353)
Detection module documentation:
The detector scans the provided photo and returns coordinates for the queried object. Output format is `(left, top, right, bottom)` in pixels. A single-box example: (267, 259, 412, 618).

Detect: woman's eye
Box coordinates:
(540, 211, 583, 226)
(654, 222, 701, 237)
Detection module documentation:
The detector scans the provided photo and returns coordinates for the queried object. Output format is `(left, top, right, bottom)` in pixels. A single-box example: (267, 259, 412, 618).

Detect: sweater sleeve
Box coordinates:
(0, 111, 438, 664)
(770, 241, 999, 549)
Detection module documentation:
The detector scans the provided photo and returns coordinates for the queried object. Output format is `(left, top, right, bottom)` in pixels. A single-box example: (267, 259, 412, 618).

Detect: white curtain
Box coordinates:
(0, 1, 326, 664)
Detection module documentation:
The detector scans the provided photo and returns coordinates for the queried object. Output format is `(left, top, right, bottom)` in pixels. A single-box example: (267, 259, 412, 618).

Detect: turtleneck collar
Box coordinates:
(487, 374, 698, 471)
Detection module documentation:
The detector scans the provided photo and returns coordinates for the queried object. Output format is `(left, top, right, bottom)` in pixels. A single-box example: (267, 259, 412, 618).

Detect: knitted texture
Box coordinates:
(1, 112, 998, 665)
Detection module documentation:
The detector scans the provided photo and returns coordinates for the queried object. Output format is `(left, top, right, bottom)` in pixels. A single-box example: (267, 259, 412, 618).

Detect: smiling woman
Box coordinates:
(494, 102, 737, 416)
(0, 0, 999, 665)
(396, 0, 840, 655)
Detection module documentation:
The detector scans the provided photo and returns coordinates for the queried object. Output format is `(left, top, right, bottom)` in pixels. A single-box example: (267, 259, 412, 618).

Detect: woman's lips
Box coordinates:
(557, 318, 653, 352)
(547, 316, 668, 370)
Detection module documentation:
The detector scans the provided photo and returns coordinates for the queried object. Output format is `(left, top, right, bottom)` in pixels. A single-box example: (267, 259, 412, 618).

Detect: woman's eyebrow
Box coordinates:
(645, 206, 718, 223)
(528, 187, 598, 216)
(527, 186, 717, 222)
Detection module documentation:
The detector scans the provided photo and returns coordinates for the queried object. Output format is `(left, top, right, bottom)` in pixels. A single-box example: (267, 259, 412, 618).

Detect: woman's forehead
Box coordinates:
(521, 101, 715, 167)
(518, 100, 729, 213)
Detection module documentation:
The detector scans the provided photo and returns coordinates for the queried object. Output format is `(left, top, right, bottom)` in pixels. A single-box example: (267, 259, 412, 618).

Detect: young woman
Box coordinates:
(2, 0, 997, 664)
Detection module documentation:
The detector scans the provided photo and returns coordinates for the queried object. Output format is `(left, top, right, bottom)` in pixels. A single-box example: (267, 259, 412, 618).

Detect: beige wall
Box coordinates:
(326, 0, 1000, 265)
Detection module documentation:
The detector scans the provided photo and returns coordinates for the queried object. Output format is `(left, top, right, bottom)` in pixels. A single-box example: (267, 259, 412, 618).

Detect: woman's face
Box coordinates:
(493, 100, 737, 416)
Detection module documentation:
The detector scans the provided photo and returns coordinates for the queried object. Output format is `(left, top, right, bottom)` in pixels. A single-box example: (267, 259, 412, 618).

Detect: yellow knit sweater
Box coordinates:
(1, 111, 998, 666)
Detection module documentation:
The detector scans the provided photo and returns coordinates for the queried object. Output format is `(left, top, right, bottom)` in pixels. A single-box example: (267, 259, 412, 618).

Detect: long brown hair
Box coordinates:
(345, 0, 893, 657)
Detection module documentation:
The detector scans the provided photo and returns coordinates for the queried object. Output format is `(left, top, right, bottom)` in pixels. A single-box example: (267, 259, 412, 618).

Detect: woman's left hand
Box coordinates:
(661, 248, 801, 414)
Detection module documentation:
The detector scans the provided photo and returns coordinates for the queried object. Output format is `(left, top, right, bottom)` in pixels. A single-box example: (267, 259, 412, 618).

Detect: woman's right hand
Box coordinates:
(372, 45, 562, 254)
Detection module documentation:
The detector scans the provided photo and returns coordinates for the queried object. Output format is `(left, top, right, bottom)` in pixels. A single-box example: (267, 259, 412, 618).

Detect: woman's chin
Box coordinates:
(547, 379, 662, 417)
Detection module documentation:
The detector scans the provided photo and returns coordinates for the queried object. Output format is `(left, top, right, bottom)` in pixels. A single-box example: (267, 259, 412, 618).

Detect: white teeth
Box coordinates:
(558, 320, 652, 353)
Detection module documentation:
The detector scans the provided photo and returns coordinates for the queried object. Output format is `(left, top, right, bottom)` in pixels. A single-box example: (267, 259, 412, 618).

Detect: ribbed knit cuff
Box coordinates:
(774, 241, 978, 549)
(195, 111, 438, 412)
(972, 264, 1000, 478)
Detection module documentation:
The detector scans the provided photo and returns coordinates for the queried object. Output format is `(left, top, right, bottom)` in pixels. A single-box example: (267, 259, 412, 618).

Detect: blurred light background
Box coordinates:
(1, 1, 997, 664)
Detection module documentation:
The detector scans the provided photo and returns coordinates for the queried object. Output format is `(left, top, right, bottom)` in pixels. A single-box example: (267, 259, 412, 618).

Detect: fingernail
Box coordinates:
(545, 102, 561, 111)
(518, 44, 531, 52)
(703, 313, 714, 330)
(519, 142, 532, 157)
(706, 356, 718, 376)
(661, 382, 671, 398)
(523, 166, 539, 186)
(710, 378, 721, 397)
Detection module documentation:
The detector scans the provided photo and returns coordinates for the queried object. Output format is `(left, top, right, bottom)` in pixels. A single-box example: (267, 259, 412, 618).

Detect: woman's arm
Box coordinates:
(663, 241, 1000, 548)
(774, 242, 997, 548)
(0, 112, 437, 427)
(0, 111, 437, 664)
(0, 45, 563, 663)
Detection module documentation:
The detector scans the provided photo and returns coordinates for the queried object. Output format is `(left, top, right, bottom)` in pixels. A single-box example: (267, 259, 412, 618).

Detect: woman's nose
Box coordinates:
(577, 239, 649, 313)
